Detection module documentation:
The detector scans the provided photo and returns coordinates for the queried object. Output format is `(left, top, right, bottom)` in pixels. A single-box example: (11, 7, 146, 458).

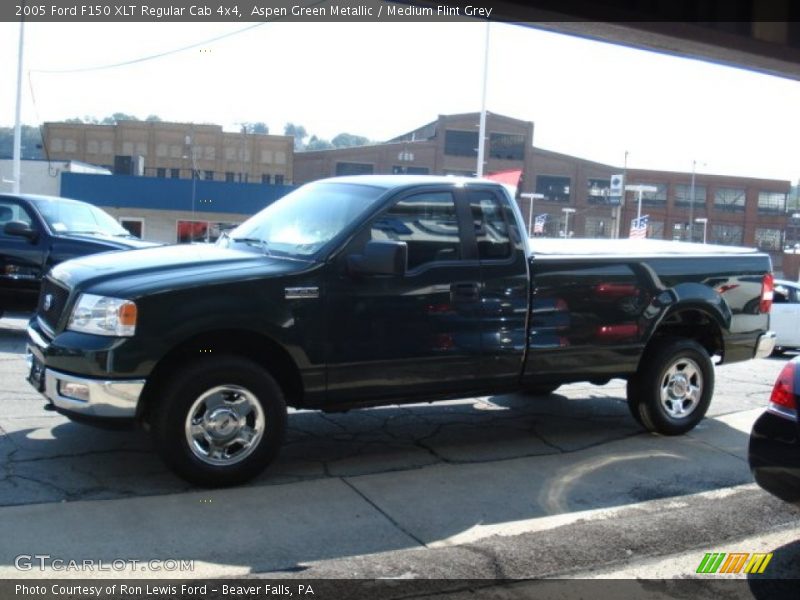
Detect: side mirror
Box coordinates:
(4, 221, 38, 242)
(348, 240, 407, 276)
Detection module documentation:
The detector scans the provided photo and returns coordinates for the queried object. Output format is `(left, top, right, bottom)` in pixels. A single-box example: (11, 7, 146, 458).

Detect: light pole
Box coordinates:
(688, 160, 706, 242)
(695, 217, 708, 244)
(521, 192, 544, 237)
(184, 134, 197, 238)
(562, 207, 576, 238)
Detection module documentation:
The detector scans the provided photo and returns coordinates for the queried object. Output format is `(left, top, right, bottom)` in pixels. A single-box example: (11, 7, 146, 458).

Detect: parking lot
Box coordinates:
(0, 312, 799, 583)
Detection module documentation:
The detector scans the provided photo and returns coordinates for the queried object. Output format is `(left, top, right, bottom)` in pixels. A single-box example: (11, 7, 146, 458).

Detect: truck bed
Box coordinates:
(529, 238, 762, 258)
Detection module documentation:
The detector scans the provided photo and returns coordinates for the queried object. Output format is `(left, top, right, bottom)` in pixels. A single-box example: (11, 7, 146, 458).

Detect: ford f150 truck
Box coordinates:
(25, 176, 776, 485)
(1, 193, 157, 316)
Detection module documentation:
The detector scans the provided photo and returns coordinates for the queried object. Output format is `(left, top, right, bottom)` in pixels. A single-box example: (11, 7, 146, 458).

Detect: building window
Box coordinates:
(335, 162, 373, 176)
(371, 192, 461, 270)
(275, 174, 284, 185)
(488, 133, 525, 160)
(584, 216, 609, 238)
(204, 146, 215, 160)
(122, 142, 133, 155)
(204, 170, 214, 181)
(444, 130, 478, 157)
(714, 188, 746, 212)
(156, 143, 167, 158)
(169, 145, 182, 158)
(101, 140, 113, 155)
(86, 140, 99, 154)
(156, 168, 166, 178)
(535, 175, 571, 203)
(758, 191, 786, 214)
(261, 174, 271, 184)
(51, 138, 63, 152)
(135, 142, 147, 156)
(224, 147, 236, 160)
(226, 172, 235, 182)
(170, 168, 180, 179)
(275, 151, 286, 165)
(711, 223, 743, 245)
(755, 227, 782, 250)
(392, 166, 430, 175)
(587, 179, 611, 204)
(674, 184, 706, 207)
(647, 220, 665, 240)
(119, 218, 144, 239)
(261, 150, 273, 164)
(177, 220, 209, 244)
(628, 183, 667, 206)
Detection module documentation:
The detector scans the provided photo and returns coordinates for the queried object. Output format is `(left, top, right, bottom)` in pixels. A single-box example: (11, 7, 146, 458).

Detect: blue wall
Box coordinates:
(61, 173, 296, 216)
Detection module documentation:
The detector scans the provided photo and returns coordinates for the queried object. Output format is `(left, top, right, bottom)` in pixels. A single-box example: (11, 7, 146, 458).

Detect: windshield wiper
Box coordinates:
(232, 237, 272, 257)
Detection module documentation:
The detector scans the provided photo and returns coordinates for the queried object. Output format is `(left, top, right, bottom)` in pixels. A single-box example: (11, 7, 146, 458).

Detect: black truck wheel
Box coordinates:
(152, 356, 287, 486)
(626, 338, 714, 435)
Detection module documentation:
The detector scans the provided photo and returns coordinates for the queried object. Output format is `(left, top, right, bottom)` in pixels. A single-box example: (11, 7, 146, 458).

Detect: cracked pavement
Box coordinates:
(1, 312, 798, 581)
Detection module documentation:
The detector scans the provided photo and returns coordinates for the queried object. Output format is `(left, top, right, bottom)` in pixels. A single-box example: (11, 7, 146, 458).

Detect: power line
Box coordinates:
(30, 22, 267, 74)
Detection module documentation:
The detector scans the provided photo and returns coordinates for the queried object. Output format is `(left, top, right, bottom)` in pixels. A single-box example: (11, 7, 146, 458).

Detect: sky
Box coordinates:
(1, 19, 799, 182)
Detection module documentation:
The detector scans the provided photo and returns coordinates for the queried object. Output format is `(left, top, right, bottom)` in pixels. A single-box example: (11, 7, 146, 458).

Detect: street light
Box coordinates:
(688, 160, 706, 242)
(184, 134, 197, 240)
(625, 184, 658, 222)
(521, 192, 545, 237)
(562, 207, 576, 238)
(694, 217, 708, 244)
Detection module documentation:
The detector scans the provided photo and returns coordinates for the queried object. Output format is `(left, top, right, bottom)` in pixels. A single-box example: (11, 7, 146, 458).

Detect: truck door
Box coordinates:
(467, 188, 530, 386)
(0, 199, 47, 312)
(325, 187, 484, 402)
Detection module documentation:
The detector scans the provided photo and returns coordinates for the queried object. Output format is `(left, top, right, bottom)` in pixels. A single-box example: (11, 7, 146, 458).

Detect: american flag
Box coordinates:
(629, 215, 649, 239)
(533, 213, 548, 234)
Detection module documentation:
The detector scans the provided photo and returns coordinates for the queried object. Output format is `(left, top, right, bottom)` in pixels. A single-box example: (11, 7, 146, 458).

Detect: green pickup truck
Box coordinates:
(25, 175, 776, 485)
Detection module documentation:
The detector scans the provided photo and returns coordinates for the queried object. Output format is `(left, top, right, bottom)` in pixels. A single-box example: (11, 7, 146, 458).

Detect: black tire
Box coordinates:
(152, 356, 287, 487)
(626, 338, 714, 435)
(523, 384, 560, 396)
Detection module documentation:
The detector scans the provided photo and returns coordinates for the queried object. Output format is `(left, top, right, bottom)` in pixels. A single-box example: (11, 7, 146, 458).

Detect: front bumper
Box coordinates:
(754, 330, 777, 359)
(27, 323, 144, 419)
(748, 410, 800, 506)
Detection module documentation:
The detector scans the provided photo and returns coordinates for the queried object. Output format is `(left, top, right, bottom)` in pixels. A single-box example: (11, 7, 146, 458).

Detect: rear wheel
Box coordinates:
(152, 356, 287, 486)
(627, 338, 713, 435)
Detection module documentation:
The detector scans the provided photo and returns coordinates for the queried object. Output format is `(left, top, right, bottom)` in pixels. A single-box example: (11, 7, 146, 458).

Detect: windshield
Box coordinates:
(32, 198, 130, 236)
(226, 182, 386, 258)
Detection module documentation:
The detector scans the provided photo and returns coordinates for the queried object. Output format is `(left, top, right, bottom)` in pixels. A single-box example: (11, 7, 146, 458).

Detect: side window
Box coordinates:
(469, 190, 511, 260)
(0, 201, 33, 237)
(371, 191, 461, 271)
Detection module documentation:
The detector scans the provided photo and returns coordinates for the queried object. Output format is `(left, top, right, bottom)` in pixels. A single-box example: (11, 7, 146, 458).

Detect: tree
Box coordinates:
(0, 125, 43, 159)
(305, 135, 334, 151)
(145, 114, 162, 122)
(241, 122, 269, 135)
(101, 112, 140, 124)
(331, 133, 370, 148)
(284, 123, 308, 150)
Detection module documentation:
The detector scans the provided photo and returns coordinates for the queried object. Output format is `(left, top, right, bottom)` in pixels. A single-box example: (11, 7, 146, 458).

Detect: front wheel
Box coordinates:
(627, 338, 714, 435)
(152, 356, 287, 486)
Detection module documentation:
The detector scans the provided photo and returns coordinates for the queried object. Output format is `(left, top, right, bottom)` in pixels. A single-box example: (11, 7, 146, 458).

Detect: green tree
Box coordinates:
(242, 122, 269, 134)
(305, 135, 334, 151)
(145, 114, 162, 122)
(331, 133, 370, 148)
(0, 125, 43, 159)
(284, 123, 308, 150)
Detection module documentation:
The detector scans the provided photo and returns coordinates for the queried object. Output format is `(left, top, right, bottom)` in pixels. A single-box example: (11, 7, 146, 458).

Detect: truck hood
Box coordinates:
(55, 232, 160, 251)
(49, 244, 311, 297)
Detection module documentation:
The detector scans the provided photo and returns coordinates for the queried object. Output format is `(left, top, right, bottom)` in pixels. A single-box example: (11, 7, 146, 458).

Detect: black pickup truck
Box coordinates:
(25, 176, 776, 485)
(1, 193, 156, 316)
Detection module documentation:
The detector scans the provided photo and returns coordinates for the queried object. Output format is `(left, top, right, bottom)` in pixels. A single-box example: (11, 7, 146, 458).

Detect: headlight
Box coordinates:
(68, 294, 138, 337)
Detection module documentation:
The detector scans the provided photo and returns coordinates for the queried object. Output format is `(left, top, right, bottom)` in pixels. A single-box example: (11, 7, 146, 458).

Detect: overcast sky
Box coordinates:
(1, 19, 798, 182)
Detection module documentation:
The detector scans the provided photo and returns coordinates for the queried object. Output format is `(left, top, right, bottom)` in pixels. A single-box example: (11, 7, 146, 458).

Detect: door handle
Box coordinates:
(451, 281, 480, 303)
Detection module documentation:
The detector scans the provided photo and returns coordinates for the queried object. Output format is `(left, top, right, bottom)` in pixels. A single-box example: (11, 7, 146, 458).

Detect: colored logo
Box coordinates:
(696, 552, 773, 574)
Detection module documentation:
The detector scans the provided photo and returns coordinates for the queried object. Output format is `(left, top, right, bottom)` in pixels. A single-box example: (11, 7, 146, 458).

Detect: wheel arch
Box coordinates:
(138, 329, 304, 423)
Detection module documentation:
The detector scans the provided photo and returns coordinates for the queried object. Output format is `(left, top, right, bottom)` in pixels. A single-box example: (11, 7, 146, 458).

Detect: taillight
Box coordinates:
(769, 361, 797, 414)
(760, 273, 774, 314)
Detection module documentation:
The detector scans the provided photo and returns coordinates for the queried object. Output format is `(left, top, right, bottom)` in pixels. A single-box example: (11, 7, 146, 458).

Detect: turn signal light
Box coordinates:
(760, 273, 774, 314)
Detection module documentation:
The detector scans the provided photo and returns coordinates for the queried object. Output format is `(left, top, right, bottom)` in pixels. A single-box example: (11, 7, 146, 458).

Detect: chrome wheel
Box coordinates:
(659, 357, 703, 419)
(184, 385, 265, 466)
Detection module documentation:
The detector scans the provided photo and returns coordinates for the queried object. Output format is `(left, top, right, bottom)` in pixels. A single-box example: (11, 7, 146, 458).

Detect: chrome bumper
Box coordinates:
(754, 330, 777, 359)
(26, 324, 144, 419)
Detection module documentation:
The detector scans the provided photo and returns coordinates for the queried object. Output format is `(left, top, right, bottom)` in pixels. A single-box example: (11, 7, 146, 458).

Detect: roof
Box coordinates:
(315, 174, 502, 188)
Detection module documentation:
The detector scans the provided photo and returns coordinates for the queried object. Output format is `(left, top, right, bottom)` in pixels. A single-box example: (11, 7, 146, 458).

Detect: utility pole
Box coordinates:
(688, 159, 697, 242)
(476, 21, 490, 177)
(12, 21, 25, 193)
